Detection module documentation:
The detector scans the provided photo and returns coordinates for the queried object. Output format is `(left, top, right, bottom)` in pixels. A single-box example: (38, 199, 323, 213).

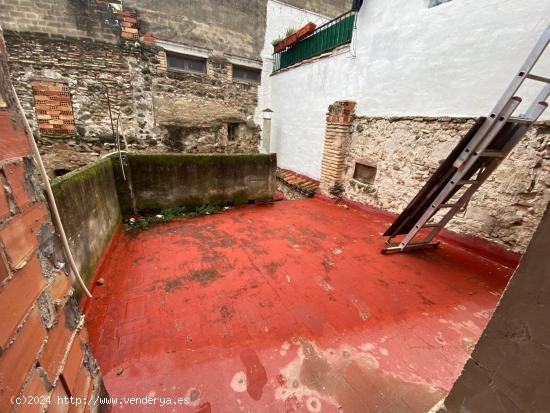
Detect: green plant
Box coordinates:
(329, 183, 344, 199)
(285, 27, 296, 37)
(160, 206, 187, 220)
(187, 204, 223, 217)
(271, 36, 283, 46)
(124, 204, 227, 232)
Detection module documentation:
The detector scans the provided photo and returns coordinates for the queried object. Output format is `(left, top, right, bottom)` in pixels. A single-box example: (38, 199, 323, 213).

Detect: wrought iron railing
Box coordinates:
(273, 10, 357, 72)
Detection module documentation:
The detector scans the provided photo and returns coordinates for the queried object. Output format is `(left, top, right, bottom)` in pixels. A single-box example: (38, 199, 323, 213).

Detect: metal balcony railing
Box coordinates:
(273, 10, 357, 72)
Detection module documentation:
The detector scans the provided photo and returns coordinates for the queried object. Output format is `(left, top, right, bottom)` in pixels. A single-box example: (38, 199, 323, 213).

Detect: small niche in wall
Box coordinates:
(353, 161, 377, 185)
(54, 168, 71, 177)
(227, 123, 239, 141)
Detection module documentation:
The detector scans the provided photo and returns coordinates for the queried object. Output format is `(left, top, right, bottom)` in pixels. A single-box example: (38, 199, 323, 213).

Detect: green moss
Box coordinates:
(128, 153, 274, 166)
(49, 156, 121, 303)
(51, 157, 114, 195)
(73, 210, 121, 302)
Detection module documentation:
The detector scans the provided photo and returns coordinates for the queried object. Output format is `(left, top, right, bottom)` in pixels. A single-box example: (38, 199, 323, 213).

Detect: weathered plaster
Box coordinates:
(343, 117, 550, 252)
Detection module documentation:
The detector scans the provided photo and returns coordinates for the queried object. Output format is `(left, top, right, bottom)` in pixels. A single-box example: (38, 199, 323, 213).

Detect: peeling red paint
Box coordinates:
(240, 349, 268, 401)
(85, 198, 512, 412)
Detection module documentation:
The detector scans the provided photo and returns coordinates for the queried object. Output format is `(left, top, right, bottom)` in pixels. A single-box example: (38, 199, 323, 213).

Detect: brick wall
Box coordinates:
(0, 27, 106, 412)
(319, 101, 356, 197)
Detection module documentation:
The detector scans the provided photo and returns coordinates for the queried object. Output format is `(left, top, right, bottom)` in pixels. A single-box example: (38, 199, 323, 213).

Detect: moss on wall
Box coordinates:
(115, 153, 277, 213)
(50, 153, 276, 298)
(51, 157, 121, 295)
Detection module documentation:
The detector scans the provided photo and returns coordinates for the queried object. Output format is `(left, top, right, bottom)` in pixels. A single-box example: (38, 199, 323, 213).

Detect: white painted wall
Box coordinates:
(262, 0, 550, 179)
(256, 0, 330, 150)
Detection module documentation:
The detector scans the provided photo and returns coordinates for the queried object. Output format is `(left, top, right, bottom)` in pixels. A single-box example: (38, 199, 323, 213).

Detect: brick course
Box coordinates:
(319, 101, 356, 197)
(0, 203, 47, 270)
(0, 255, 45, 349)
(3, 161, 32, 209)
(0, 308, 46, 412)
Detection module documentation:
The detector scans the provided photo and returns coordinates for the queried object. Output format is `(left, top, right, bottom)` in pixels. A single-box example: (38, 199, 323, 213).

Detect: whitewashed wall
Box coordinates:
(256, 0, 330, 149)
(263, 0, 550, 179)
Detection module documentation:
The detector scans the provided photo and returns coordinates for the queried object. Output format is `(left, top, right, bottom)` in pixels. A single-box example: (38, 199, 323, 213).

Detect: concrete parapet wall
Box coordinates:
(51, 157, 121, 289)
(114, 153, 277, 213)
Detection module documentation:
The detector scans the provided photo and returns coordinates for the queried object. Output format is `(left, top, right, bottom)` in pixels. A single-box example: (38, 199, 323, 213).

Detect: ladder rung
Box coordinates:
(437, 203, 457, 209)
(526, 73, 550, 84)
(509, 117, 533, 125)
(480, 150, 505, 158)
(458, 179, 480, 185)
(422, 222, 442, 228)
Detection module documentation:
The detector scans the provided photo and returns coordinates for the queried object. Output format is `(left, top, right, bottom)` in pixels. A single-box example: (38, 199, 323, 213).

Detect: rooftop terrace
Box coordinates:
(84, 197, 512, 413)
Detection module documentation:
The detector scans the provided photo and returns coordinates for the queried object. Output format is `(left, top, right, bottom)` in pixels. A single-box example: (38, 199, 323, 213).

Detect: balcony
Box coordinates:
(273, 10, 357, 72)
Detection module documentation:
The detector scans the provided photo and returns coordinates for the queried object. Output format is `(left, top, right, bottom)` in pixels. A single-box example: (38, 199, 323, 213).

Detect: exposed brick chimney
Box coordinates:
(320, 100, 356, 197)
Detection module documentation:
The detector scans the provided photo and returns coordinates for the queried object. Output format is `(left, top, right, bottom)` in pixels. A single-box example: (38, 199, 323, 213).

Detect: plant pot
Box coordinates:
(295, 22, 316, 41)
(273, 22, 316, 53)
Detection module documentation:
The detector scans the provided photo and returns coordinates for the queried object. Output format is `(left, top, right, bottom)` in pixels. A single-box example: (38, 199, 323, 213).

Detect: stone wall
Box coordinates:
(0, 26, 107, 412)
(0, 0, 349, 178)
(0, 0, 119, 43)
(438, 202, 550, 412)
(124, 0, 350, 60)
(0, 0, 349, 62)
(341, 116, 550, 252)
(51, 158, 121, 289)
(153, 51, 260, 153)
(114, 153, 277, 213)
(3, 31, 262, 177)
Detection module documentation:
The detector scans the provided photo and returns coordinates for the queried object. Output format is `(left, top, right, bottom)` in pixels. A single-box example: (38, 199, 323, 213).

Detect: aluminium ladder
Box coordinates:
(382, 25, 550, 254)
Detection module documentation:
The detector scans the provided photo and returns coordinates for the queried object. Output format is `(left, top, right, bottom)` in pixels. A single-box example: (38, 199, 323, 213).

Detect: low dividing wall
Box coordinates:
(114, 153, 277, 213)
(51, 157, 121, 286)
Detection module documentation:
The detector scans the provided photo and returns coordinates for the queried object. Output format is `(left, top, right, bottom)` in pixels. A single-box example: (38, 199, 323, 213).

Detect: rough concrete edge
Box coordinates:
(50, 157, 122, 298)
(126, 152, 277, 162)
(50, 157, 114, 188)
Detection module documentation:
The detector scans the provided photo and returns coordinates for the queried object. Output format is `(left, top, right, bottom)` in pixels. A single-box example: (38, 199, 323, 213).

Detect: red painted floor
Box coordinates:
(85, 198, 513, 413)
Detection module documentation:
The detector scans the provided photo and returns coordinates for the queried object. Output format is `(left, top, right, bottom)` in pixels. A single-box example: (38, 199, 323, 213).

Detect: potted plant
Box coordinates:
(272, 23, 316, 53)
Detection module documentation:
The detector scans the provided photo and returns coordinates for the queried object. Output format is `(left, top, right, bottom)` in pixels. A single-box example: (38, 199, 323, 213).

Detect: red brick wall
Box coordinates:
(0, 28, 106, 412)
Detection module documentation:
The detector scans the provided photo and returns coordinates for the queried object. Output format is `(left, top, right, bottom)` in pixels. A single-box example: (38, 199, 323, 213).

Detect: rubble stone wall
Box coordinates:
(3, 32, 261, 178)
(342, 116, 550, 252)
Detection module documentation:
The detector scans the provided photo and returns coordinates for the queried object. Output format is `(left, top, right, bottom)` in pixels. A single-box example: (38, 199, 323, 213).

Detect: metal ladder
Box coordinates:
(383, 25, 550, 254)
